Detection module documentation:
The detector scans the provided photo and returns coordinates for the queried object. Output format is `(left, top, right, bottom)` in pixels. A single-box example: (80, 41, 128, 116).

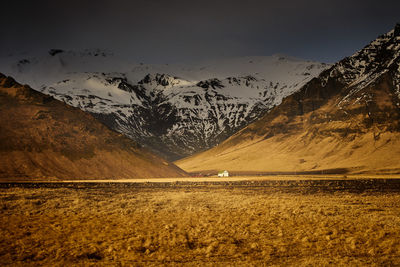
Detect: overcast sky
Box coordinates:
(1, 0, 399, 63)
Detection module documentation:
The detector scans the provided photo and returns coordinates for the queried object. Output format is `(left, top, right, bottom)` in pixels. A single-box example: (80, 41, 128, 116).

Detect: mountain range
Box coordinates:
(0, 52, 328, 160)
(177, 24, 400, 175)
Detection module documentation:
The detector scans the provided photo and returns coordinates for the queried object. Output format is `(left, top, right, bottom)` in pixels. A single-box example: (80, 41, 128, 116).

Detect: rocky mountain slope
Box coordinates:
(177, 24, 400, 175)
(0, 51, 328, 160)
(0, 73, 186, 180)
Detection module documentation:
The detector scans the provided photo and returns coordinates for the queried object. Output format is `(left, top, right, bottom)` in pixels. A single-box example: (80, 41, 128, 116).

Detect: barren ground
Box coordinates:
(1, 179, 400, 266)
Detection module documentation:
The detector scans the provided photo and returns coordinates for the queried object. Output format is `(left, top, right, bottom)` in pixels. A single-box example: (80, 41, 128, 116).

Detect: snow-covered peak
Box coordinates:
(315, 24, 400, 106)
(329, 25, 400, 88)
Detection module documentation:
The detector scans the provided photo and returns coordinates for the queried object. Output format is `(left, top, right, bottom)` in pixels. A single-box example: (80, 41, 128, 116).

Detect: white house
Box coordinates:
(218, 170, 229, 177)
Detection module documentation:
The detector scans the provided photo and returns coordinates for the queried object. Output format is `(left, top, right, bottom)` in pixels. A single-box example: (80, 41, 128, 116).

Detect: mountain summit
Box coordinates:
(177, 25, 400, 174)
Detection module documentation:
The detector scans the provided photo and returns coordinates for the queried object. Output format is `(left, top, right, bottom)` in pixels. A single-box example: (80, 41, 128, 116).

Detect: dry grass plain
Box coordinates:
(1, 180, 400, 266)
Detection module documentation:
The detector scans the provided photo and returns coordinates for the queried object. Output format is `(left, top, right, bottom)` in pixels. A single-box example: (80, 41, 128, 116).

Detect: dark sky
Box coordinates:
(1, 0, 400, 63)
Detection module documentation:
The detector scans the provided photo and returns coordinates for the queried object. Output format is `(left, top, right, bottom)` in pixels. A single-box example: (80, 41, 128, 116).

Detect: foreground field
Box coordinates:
(1, 180, 400, 266)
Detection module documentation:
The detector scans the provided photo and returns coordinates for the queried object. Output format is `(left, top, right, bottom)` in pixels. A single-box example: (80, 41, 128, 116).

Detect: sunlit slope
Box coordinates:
(177, 25, 400, 174)
(0, 73, 187, 180)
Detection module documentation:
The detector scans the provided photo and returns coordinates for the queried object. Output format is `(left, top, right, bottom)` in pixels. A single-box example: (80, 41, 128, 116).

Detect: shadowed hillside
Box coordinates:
(177, 25, 400, 175)
(0, 73, 187, 180)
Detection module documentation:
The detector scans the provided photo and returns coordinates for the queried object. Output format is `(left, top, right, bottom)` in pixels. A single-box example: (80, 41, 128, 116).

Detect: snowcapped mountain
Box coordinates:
(177, 24, 400, 174)
(331, 25, 400, 107)
(0, 49, 329, 160)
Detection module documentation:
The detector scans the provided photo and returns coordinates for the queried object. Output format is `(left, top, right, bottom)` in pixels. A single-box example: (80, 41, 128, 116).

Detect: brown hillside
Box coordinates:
(0, 73, 187, 180)
(176, 26, 400, 175)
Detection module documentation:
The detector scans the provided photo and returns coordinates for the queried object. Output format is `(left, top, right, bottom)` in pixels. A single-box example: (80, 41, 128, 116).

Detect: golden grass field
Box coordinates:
(1, 179, 400, 266)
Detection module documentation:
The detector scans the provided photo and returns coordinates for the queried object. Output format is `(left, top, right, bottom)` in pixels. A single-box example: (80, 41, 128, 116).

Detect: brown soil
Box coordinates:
(1, 180, 400, 266)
